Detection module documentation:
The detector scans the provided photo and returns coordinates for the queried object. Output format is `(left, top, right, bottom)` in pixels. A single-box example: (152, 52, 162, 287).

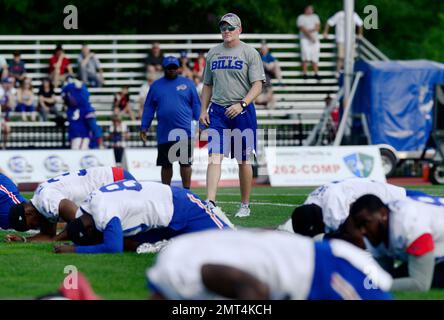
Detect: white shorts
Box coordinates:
(300, 38, 320, 63)
(71, 137, 90, 150)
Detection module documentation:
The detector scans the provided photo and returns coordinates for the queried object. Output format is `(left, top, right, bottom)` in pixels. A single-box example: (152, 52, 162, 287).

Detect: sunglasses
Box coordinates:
(220, 25, 237, 32)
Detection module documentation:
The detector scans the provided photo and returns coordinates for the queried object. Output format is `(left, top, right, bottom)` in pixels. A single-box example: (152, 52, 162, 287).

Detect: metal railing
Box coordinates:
(357, 37, 389, 61)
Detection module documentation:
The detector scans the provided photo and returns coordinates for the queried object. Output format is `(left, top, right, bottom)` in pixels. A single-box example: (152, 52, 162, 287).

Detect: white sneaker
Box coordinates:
(205, 199, 216, 211)
(136, 240, 170, 254)
(235, 203, 251, 218)
(211, 206, 236, 230)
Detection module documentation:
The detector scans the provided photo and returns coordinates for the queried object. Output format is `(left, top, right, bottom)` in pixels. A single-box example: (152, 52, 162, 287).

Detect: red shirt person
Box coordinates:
(49, 44, 73, 87)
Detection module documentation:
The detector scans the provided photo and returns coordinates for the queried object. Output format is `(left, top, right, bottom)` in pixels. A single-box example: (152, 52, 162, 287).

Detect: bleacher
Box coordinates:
(0, 34, 386, 148)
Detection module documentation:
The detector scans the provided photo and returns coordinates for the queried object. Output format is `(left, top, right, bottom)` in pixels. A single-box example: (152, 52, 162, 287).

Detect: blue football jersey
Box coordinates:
(0, 173, 26, 229)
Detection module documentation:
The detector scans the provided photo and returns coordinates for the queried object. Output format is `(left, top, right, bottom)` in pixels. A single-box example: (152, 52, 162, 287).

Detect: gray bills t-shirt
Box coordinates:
(203, 41, 266, 106)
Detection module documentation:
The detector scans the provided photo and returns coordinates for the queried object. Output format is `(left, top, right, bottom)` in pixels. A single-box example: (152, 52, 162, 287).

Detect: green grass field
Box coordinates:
(1, 185, 444, 299)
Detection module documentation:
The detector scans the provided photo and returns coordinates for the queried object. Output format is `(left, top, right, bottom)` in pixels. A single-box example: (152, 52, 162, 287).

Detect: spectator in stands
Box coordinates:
(0, 118, 9, 149)
(297, 4, 321, 80)
(254, 69, 275, 109)
(323, 10, 364, 78)
(145, 42, 164, 80)
(113, 85, 135, 121)
(78, 44, 104, 87)
(138, 73, 154, 120)
(108, 114, 129, 166)
(37, 78, 57, 121)
(193, 74, 203, 96)
(0, 77, 16, 118)
(0, 77, 15, 149)
(49, 44, 73, 88)
(192, 50, 206, 79)
(8, 51, 26, 87)
(16, 77, 36, 121)
(0, 55, 8, 80)
(178, 50, 193, 79)
(62, 77, 103, 150)
(260, 42, 283, 85)
(324, 93, 339, 142)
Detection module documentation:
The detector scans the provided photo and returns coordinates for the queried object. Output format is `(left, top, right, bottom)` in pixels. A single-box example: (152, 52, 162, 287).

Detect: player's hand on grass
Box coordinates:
(54, 244, 76, 254)
(5, 234, 26, 242)
(225, 103, 243, 119)
(139, 131, 147, 142)
(199, 111, 210, 127)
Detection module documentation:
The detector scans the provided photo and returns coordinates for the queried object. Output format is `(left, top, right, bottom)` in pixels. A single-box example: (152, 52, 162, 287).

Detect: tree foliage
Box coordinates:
(0, 0, 442, 61)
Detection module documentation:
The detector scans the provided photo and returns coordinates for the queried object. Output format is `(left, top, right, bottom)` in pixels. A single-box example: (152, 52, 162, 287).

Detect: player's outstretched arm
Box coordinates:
(72, 217, 124, 254)
(201, 264, 270, 300)
(20, 220, 58, 242)
(391, 252, 435, 292)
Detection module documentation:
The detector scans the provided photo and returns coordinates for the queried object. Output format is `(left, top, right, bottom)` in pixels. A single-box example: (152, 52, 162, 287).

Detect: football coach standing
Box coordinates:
(140, 56, 200, 189)
(199, 13, 265, 217)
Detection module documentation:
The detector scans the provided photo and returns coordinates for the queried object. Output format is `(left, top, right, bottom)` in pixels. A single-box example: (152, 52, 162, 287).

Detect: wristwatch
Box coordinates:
(240, 101, 248, 109)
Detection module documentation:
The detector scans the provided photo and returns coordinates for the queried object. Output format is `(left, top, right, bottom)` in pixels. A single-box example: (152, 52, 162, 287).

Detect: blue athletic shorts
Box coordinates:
(207, 102, 257, 161)
(168, 187, 227, 232)
(308, 241, 392, 300)
(127, 187, 228, 244)
(15, 103, 35, 112)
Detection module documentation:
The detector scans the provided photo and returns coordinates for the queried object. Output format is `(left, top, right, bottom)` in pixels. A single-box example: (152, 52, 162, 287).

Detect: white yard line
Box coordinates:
(216, 193, 309, 197)
(217, 201, 298, 207)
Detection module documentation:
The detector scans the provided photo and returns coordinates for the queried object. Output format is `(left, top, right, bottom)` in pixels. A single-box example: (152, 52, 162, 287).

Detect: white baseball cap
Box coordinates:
(219, 13, 242, 29)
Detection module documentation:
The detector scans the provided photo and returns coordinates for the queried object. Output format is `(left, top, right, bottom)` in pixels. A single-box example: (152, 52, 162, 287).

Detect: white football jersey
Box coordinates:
(279, 178, 406, 234)
(147, 229, 391, 300)
(31, 166, 117, 222)
(79, 180, 174, 236)
(307, 178, 406, 232)
(367, 198, 444, 262)
(148, 229, 315, 300)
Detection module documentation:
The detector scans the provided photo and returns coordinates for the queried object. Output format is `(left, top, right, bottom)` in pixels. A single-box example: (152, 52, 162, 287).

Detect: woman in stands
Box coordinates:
(16, 77, 36, 121)
(37, 78, 57, 121)
(113, 85, 135, 121)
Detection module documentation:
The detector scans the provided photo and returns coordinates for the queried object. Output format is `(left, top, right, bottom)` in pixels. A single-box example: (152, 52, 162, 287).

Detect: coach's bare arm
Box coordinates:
(244, 80, 263, 105)
(225, 80, 263, 119)
(199, 84, 213, 127)
(201, 264, 270, 299)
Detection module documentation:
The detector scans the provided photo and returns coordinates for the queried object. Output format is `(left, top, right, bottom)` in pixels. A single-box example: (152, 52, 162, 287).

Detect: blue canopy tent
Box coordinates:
(352, 60, 444, 152)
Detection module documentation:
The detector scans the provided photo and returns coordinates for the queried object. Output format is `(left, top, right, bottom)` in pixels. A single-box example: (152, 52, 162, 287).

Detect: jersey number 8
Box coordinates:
(100, 180, 142, 193)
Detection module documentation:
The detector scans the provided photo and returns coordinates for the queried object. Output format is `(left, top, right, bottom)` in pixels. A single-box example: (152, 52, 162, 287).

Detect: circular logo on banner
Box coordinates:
(80, 155, 102, 169)
(8, 156, 33, 174)
(44, 155, 69, 173)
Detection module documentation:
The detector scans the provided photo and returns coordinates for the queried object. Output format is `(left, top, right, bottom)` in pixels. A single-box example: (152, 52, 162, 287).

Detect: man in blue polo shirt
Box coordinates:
(140, 56, 200, 189)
